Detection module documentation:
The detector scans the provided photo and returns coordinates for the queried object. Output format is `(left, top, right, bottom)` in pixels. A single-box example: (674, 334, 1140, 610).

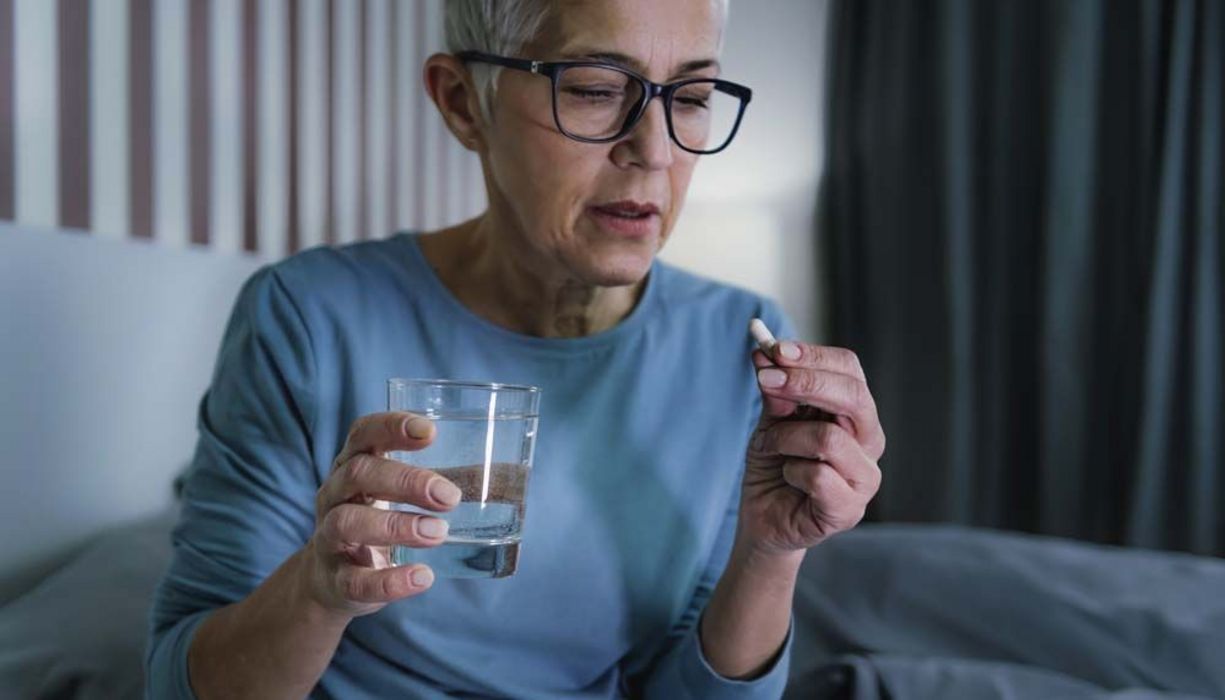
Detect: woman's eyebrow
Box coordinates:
(559, 49, 721, 78)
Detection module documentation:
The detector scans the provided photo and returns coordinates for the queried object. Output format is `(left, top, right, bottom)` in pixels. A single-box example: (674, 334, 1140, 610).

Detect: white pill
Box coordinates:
(749, 318, 777, 351)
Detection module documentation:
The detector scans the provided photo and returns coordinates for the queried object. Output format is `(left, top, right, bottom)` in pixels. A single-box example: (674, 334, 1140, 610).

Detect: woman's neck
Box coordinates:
(416, 214, 645, 339)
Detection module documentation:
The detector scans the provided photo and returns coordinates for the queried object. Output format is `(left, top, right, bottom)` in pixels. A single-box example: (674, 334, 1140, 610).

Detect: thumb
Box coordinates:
(752, 349, 800, 420)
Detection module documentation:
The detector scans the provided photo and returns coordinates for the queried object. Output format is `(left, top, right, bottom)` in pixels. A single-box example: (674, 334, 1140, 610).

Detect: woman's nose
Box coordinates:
(615, 99, 674, 170)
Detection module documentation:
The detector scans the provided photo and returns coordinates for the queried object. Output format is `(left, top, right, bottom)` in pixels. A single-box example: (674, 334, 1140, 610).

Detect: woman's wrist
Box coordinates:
(728, 535, 805, 587)
(187, 546, 355, 700)
(290, 545, 358, 632)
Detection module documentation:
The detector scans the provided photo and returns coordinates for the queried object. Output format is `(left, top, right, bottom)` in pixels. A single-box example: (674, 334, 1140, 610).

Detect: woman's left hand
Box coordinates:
(739, 340, 886, 556)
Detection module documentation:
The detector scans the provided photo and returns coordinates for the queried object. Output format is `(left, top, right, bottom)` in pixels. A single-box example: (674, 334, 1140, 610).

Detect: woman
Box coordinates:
(147, 0, 885, 698)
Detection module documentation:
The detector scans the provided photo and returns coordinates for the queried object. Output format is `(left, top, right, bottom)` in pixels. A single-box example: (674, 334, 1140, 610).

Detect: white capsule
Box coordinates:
(749, 318, 777, 352)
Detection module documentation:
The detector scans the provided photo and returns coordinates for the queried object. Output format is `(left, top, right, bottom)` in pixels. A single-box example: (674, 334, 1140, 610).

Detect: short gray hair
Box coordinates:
(444, 0, 731, 121)
(444, 1, 552, 120)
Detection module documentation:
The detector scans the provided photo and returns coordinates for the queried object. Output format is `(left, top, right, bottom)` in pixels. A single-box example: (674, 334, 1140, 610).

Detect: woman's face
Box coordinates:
(480, 0, 725, 287)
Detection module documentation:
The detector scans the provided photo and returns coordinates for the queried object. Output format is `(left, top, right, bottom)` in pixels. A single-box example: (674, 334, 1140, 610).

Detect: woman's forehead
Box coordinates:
(535, 0, 725, 77)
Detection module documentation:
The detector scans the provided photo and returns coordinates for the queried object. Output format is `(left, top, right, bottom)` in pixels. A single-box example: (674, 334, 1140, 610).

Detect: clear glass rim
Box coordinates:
(387, 377, 542, 394)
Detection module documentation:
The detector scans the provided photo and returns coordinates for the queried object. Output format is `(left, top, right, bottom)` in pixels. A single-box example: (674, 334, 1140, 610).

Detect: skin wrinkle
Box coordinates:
(554, 278, 597, 336)
(419, 0, 724, 338)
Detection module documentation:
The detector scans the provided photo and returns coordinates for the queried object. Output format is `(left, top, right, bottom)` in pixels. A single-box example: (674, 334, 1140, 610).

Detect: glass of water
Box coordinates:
(387, 378, 540, 579)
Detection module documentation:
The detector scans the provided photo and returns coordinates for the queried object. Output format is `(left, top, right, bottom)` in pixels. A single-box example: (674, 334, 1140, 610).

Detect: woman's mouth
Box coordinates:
(587, 201, 662, 239)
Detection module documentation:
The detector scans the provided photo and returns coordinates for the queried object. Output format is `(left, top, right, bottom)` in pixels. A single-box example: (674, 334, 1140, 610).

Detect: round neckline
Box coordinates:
(394, 231, 661, 355)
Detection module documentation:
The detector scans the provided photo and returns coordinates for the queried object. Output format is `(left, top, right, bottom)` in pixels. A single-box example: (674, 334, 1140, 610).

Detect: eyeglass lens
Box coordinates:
(554, 65, 742, 152)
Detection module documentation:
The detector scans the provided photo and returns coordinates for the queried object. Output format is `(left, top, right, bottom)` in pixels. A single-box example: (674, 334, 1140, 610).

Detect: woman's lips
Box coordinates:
(586, 205, 660, 238)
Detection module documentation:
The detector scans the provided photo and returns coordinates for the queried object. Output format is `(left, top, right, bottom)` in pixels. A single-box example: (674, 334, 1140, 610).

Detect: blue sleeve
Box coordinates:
(636, 298, 797, 699)
(764, 299, 800, 345)
(145, 267, 320, 699)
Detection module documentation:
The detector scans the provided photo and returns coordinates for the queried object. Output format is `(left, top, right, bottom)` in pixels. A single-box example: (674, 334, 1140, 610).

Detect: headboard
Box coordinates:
(0, 223, 265, 603)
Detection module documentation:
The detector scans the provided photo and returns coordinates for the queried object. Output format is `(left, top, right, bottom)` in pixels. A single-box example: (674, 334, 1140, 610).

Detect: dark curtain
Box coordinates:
(822, 0, 1224, 554)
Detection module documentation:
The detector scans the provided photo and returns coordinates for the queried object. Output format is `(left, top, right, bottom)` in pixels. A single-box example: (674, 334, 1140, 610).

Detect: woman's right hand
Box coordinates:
(301, 411, 461, 619)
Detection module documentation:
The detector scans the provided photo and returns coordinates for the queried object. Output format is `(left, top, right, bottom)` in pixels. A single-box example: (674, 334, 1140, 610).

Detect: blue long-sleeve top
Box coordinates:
(146, 232, 796, 699)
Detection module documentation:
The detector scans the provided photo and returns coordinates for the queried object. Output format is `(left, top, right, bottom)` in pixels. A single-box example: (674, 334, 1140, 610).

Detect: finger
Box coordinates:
(345, 541, 393, 569)
(752, 350, 800, 418)
(783, 459, 854, 501)
(782, 459, 867, 529)
(316, 453, 462, 517)
(756, 367, 886, 458)
(753, 352, 840, 424)
(752, 349, 775, 369)
(318, 503, 450, 549)
(335, 562, 435, 604)
(768, 342, 866, 382)
(753, 350, 843, 424)
(333, 412, 436, 469)
(766, 423, 882, 495)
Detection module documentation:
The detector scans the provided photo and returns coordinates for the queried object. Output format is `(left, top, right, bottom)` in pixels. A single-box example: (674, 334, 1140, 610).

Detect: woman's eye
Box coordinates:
(564, 86, 623, 102)
(676, 96, 710, 109)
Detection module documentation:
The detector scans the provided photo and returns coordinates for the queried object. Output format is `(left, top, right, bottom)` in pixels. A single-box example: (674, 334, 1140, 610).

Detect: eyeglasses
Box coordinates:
(457, 51, 752, 155)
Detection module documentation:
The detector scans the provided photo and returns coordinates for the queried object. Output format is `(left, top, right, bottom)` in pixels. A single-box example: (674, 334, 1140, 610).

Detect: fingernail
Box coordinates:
(418, 517, 449, 539)
(778, 342, 801, 361)
(758, 368, 787, 388)
(411, 567, 434, 588)
(406, 416, 432, 439)
(429, 478, 462, 507)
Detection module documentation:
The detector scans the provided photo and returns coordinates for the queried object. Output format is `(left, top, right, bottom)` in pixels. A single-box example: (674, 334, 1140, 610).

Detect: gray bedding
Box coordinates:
(1, 516, 1221, 699)
(786, 525, 1225, 699)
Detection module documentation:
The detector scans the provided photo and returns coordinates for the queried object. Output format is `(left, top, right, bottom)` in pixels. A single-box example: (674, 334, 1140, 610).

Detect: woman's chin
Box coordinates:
(572, 249, 656, 288)
(569, 225, 661, 286)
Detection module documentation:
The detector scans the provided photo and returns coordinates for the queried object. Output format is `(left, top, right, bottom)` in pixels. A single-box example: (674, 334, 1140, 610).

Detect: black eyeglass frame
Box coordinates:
(456, 50, 753, 155)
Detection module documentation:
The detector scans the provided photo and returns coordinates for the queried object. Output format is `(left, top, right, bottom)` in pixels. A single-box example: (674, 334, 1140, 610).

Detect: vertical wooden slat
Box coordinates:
(58, 0, 90, 230)
(208, 0, 242, 252)
(297, 0, 325, 249)
(361, 0, 387, 241)
(385, 0, 396, 234)
(324, 0, 334, 244)
(331, 0, 357, 244)
(256, 0, 287, 257)
(413, 0, 426, 230)
(286, 0, 299, 253)
(394, 0, 414, 232)
(90, 0, 130, 239)
(128, 0, 152, 238)
(14, 0, 58, 227)
(189, 0, 210, 246)
(153, 0, 190, 246)
(357, 0, 367, 239)
(0, 0, 14, 220)
(242, 0, 258, 252)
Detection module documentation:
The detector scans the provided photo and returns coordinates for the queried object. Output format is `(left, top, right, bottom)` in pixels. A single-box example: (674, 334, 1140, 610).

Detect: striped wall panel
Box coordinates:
(0, 0, 484, 257)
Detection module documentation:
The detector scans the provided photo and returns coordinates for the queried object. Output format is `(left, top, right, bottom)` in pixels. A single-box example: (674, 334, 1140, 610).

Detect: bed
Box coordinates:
(2, 512, 1222, 699)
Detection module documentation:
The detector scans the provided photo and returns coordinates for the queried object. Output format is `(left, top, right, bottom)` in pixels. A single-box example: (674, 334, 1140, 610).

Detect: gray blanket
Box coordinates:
(2, 517, 1221, 699)
(785, 525, 1225, 699)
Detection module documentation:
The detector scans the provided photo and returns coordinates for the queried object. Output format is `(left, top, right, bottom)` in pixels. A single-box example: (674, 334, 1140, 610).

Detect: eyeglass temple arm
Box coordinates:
(455, 51, 545, 75)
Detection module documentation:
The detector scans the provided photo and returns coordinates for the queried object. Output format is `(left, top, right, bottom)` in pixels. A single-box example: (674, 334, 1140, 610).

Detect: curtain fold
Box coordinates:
(823, 0, 1223, 554)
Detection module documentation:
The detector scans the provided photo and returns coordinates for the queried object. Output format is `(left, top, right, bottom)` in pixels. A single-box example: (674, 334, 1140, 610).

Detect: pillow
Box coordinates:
(0, 509, 177, 699)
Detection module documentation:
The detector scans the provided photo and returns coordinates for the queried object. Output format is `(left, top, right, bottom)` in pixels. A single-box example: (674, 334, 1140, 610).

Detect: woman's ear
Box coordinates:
(423, 53, 487, 153)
